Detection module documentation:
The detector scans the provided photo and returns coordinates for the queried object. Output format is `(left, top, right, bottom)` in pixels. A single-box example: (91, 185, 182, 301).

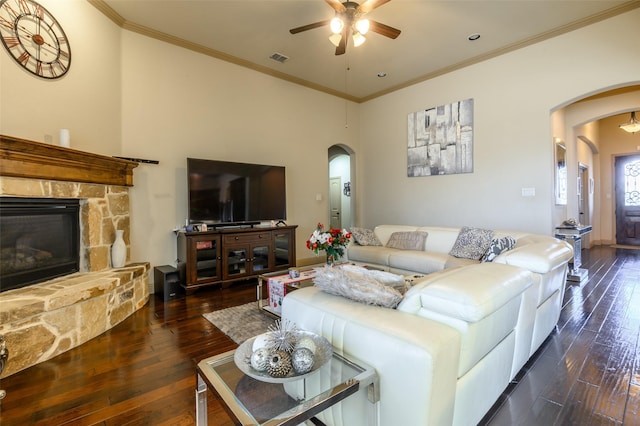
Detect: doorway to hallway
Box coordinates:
(329, 176, 342, 229)
(328, 145, 354, 231)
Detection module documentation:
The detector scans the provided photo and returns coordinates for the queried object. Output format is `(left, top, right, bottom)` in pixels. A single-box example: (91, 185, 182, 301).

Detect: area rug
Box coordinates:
(203, 301, 276, 344)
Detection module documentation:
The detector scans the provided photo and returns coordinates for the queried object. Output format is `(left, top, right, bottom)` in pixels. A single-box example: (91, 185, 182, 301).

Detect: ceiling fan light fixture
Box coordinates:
(619, 111, 640, 134)
(355, 18, 369, 35)
(330, 17, 344, 34)
(352, 32, 366, 47)
(289, 0, 400, 56)
(329, 33, 342, 47)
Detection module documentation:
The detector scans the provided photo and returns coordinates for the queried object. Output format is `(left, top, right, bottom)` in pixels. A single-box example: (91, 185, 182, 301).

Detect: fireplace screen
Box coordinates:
(0, 197, 80, 292)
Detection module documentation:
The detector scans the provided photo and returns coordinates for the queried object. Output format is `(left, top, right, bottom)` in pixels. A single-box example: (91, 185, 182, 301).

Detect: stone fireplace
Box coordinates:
(0, 135, 150, 377)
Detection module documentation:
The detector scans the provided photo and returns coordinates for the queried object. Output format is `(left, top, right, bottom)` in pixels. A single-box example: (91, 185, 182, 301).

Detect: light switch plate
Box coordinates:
(521, 187, 536, 197)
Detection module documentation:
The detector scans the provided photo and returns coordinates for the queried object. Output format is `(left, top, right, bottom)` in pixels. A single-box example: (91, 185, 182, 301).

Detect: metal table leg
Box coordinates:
(196, 372, 208, 426)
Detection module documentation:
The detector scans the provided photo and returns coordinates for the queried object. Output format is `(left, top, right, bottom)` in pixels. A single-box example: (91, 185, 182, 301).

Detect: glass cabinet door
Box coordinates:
(273, 230, 292, 268)
(252, 244, 270, 272)
(194, 237, 220, 282)
(226, 247, 247, 277)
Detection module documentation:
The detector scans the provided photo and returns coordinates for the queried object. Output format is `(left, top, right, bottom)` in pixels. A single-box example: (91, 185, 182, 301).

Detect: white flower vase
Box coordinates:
(111, 229, 126, 268)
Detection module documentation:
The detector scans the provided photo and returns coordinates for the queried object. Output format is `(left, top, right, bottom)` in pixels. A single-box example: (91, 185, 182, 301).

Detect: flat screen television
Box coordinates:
(187, 157, 286, 226)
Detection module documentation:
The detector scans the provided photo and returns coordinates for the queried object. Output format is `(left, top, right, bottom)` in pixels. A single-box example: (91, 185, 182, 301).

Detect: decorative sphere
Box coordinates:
(250, 347, 270, 371)
(291, 347, 315, 374)
(266, 350, 292, 378)
(252, 333, 272, 352)
(295, 337, 317, 354)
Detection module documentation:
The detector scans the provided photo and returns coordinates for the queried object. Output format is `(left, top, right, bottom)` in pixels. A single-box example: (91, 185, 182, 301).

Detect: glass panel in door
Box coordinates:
(226, 248, 247, 276)
(273, 231, 291, 268)
(252, 244, 270, 272)
(195, 238, 219, 280)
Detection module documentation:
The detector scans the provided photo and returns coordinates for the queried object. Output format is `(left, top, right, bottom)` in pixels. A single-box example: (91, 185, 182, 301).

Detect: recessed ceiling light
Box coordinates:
(468, 33, 481, 41)
(377, 72, 387, 78)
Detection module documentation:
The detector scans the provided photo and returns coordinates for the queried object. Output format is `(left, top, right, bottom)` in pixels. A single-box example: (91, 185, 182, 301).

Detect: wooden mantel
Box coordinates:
(0, 134, 138, 187)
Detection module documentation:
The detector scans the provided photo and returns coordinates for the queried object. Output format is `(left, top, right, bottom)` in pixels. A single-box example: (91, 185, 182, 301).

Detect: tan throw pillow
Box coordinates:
(386, 231, 428, 250)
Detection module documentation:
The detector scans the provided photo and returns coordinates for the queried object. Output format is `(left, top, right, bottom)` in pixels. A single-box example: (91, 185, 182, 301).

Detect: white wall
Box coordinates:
(0, 0, 121, 154)
(0, 0, 360, 272)
(119, 31, 360, 269)
(2, 3, 639, 277)
(357, 9, 640, 236)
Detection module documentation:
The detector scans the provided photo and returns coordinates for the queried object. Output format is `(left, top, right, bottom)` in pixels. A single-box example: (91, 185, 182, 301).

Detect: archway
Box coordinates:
(551, 83, 640, 247)
(328, 144, 355, 230)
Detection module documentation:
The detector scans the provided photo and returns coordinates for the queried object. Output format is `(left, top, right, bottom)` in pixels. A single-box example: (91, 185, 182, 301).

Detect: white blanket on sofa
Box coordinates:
(312, 264, 406, 308)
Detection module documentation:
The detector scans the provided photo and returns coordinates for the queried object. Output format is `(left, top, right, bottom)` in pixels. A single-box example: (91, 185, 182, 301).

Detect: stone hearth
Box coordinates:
(0, 135, 149, 377)
(0, 264, 149, 376)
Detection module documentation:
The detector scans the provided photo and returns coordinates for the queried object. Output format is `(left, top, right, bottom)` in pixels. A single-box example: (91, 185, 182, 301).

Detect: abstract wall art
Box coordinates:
(407, 98, 474, 177)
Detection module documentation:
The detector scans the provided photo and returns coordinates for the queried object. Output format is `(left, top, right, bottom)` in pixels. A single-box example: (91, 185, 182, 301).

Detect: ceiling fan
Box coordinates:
(290, 0, 401, 56)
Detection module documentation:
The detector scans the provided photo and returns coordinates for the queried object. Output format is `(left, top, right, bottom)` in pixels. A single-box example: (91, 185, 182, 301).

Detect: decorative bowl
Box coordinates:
(234, 330, 333, 383)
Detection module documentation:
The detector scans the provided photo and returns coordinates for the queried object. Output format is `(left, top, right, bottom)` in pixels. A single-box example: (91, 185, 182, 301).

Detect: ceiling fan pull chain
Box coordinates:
(345, 60, 350, 128)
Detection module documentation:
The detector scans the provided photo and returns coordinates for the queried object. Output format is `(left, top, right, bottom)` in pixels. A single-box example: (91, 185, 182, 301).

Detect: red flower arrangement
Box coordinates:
(306, 222, 352, 264)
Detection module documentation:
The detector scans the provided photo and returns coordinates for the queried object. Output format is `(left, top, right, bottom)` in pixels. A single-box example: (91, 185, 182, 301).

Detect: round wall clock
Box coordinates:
(0, 0, 71, 79)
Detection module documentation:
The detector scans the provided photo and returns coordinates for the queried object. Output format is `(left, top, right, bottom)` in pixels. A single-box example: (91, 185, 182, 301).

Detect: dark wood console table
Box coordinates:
(176, 225, 296, 293)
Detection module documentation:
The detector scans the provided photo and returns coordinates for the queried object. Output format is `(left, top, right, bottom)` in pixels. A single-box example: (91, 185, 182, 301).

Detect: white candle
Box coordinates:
(59, 129, 70, 147)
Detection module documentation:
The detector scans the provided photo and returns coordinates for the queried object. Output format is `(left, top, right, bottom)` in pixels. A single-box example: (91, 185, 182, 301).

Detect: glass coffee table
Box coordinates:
(257, 263, 390, 318)
(257, 266, 318, 317)
(196, 348, 378, 425)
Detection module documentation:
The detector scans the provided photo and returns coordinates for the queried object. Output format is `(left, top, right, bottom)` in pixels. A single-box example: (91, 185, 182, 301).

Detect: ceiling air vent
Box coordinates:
(269, 53, 289, 63)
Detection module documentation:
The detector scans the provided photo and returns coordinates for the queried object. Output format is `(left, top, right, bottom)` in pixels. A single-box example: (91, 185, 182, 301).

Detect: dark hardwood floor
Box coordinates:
(482, 246, 640, 426)
(1, 246, 639, 425)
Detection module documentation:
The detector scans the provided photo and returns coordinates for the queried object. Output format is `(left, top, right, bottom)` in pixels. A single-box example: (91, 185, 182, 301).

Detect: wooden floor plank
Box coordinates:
(516, 397, 562, 426)
(554, 379, 600, 424)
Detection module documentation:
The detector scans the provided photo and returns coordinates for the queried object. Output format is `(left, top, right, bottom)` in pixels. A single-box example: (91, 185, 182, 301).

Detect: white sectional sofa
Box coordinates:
(281, 225, 573, 426)
(347, 225, 563, 276)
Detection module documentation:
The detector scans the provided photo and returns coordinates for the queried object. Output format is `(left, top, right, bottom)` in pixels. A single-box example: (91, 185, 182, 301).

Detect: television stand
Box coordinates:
(176, 225, 297, 294)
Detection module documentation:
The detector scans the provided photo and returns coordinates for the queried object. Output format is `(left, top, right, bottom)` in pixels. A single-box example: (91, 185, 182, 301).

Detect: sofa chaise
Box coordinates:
(281, 225, 573, 425)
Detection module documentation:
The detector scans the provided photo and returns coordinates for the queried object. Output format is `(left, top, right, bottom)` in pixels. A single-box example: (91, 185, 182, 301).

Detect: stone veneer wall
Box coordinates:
(0, 176, 150, 377)
(0, 176, 131, 271)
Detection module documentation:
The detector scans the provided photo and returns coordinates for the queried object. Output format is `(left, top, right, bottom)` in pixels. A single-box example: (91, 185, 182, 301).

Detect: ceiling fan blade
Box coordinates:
(326, 0, 346, 12)
(290, 19, 331, 34)
(335, 28, 348, 55)
(369, 20, 401, 39)
(358, 0, 390, 14)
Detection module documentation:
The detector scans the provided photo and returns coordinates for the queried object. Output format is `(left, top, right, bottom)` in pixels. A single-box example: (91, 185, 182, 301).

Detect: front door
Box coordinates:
(615, 154, 640, 246)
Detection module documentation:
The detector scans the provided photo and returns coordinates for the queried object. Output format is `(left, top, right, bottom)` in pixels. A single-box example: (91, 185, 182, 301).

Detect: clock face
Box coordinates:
(0, 0, 71, 79)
